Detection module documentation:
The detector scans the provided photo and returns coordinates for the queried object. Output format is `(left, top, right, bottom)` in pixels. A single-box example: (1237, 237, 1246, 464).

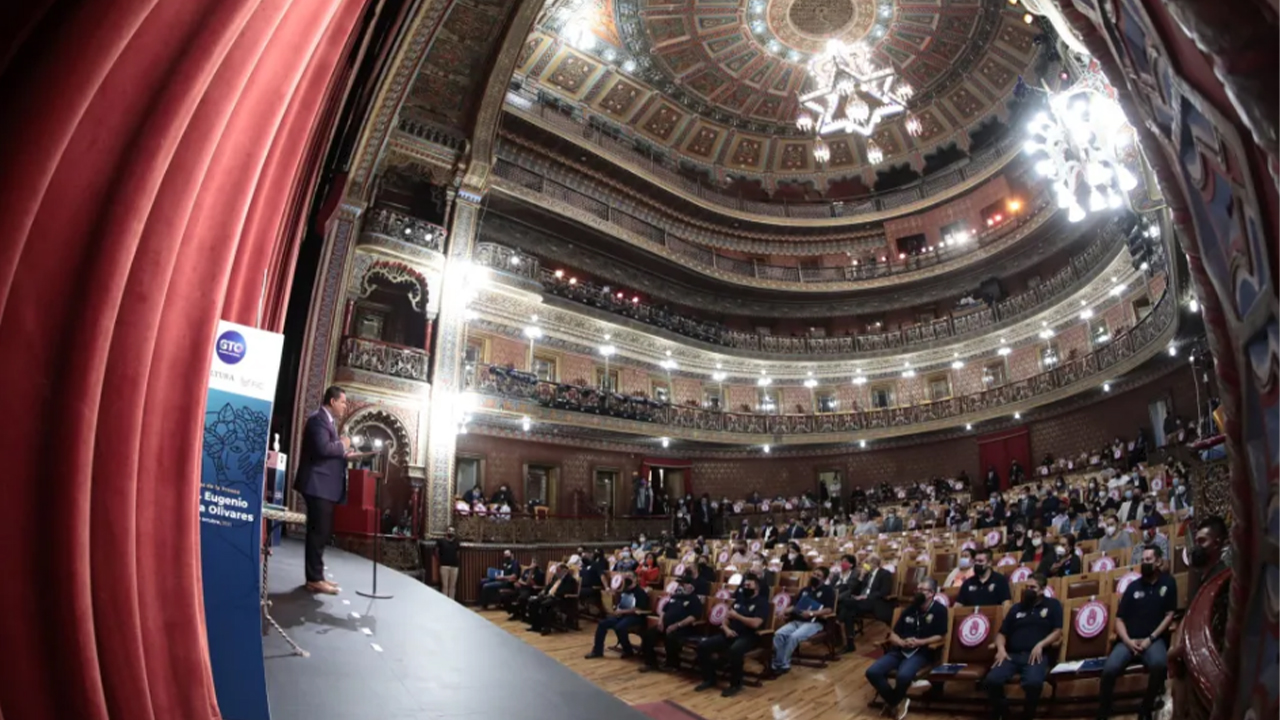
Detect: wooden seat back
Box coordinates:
(1063, 572, 1106, 599)
(943, 605, 1003, 665)
(1062, 595, 1112, 662)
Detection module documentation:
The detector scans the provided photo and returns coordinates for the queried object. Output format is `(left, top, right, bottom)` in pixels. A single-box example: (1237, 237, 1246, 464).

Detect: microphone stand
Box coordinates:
(357, 447, 393, 600)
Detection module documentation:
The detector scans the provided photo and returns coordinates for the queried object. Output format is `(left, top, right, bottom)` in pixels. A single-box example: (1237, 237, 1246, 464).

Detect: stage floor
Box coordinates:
(263, 539, 649, 720)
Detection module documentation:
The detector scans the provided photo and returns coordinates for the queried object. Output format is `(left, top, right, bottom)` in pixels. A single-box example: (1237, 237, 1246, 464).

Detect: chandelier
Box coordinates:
(795, 40, 921, 164)
(1023, 89, 1138, 223)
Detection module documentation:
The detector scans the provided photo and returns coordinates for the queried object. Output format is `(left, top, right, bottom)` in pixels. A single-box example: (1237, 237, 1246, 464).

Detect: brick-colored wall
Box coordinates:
(455, 434, 643, 514)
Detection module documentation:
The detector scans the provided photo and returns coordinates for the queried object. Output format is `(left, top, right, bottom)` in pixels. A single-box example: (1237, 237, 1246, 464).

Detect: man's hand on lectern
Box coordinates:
(341, 436, 352, 450)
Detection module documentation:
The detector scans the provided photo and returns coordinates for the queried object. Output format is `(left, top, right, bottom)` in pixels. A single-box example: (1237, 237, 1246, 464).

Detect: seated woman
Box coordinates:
(945, 548, 975, 587)
(781, 542, 810, 571)
(636, 552, 662, 587)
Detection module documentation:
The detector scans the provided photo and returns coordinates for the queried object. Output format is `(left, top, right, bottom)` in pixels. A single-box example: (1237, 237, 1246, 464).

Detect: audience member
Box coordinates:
(584, 572, 648, 660)
(695, 573, 768, 698)
(983, 574, 1062, 720)
(771, 567, 835, 674)
(865, 578, 948, 719)
(639, 573, 702, 673)
(957, 549, 1012, 606)
(526, 564, 579, 634)
(1097, 545, 1175, 720)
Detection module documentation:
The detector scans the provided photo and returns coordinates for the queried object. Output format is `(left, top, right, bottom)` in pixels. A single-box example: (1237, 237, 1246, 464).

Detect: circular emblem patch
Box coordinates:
(665, 580, 679, 594)
(1075, 600, 1108, 638)
(961, 541, 976, 551)
(1043, 584, 1056, 598)
(934, 593, 951, 607)
(958, 613, 991, 648)
(715, 588, 732, 600)
(1010, 567, 1032, 582)
(773, 593, 792, 615)
(610, 574, 623, 590)
(750, 541, 762, 553)
(986, 531, 1002, 547)
(1116, 571, 1141, 594)
(998, 555, 1018, 567)
(718, 551, 730, 564)
(710, 603, 729, 625)
(674, 563, 686, 577)
(1150, 476, 1164, 491)
(1091, 556, 1116, 572)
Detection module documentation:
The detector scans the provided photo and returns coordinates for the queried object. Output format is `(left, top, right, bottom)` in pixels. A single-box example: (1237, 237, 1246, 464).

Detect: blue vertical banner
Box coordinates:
(198, 320, 283, 720)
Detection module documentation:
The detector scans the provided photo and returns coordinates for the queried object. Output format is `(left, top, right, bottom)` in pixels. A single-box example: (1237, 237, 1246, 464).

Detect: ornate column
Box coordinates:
(292, 202, 365, 484)
(422, 188, 483, 535)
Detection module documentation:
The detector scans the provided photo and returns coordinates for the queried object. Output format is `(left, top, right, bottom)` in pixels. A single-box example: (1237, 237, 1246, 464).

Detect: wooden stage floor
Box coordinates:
(478, 609, 1147, 720)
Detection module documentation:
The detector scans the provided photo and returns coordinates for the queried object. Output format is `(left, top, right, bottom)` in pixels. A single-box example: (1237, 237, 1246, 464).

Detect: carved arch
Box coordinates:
(343, 408, 413, 466)
(357, 259, 430, 313)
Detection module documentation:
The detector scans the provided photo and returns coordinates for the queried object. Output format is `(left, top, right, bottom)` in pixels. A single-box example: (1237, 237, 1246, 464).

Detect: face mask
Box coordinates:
(743, 585, 757, 597)
(621, 552, 631, 559)
(841, 563, 852, 573)
(1068, 512, 1078, 520)
(809, 577, 822, 588)
(958, 557, 972, 569)
(912, 592, 928, 607)
(1140, 562, 1156, 577)
(1124, 491, 1133, 500)
(1056, 546, 1067, 557)
(1190, 545, 1214, 568)
(1105, 524, 1117, 536)
(974, 562, 989, 575)
(638, 537, 646, 543)
(1021, 589, 1039, 606)
(1031, 537, 1043, 547)
(862, 563, 872, 572)
(788, 553, 797, 560)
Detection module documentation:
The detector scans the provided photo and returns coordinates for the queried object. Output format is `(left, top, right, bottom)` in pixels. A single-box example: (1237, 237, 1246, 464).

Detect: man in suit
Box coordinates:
(852, 554, 895, 624)
(881, 507, 904, 533)
(526, 563, 579, 634)
(294, 385, 356, 594)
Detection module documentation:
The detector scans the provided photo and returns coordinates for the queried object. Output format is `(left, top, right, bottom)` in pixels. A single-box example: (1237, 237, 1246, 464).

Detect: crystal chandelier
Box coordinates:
(1023, 89, 1138, 223)
(795, 40, 921, 163)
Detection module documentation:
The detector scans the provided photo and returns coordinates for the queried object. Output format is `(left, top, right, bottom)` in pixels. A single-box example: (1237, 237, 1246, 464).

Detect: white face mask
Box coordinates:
(1105, 524, 1117, 536)
(1056, 546, 1067, 556)
(1031, 537, 1043, 547)
(958, 557, 972, 569)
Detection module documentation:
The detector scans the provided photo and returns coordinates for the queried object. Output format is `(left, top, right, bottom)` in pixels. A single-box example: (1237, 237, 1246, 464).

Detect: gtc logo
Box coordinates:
(215, 330, 247, 365)
(710, 604, 729, 625)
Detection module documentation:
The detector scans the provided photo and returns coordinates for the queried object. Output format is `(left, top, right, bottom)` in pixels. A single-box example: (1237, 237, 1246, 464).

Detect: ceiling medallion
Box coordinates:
(794, 39, 922, 163)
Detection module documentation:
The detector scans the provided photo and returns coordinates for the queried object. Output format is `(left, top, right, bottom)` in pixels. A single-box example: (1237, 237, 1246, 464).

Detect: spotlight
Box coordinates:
(859, 440, 867, 448)
(1168, 345, 1178, 357)
(569, 277, 578, 285)
(660, 437, 670, 448)
(1023, 12, 1034, 23)
(554, 269, 564, 279)
(965, 423, 973, 430)
(1103, 382, 1111, 392)
(1014, 412, 1022, 419)
(763, 444, 771, 454)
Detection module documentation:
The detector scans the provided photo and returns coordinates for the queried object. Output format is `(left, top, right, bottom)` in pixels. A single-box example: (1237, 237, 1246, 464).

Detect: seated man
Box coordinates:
(695, 573, 769, 698)
(771, 566, 835, 674)
(865, 578, 948, 720)
(504, 561, 544, 621)
(639, 573, 702, 673)
(983, 573, 1062, 720)
(584, 572, 648, 660)
(1097, 545, 1176, 720)
(851, 554, 895, 629)
(830, 554, 862, 652)
(478, 549, 520, 609)
(957, 549, 1012, 607)
(526, 564, 578, 634)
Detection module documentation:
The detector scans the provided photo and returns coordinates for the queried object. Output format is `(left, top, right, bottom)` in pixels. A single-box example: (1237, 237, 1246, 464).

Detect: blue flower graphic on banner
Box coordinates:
(203, 402, 269, 486)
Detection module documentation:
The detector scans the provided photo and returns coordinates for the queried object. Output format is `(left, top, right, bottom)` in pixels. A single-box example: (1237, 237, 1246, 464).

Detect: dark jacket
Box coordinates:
(294, 408, 347, 502)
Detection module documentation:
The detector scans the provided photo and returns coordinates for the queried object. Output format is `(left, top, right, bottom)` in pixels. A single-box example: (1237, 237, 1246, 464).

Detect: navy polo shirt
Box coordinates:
(1118, 573, 1177, 640)
(791, 584, 835, 622)
(661, 592, 702, 628)
(894, 600, 949, 660)
(999, 597, 1063, 653)
(958, 570, 1012, 606)
(617, 585, 650, 613)
(728, 592, 770, 636)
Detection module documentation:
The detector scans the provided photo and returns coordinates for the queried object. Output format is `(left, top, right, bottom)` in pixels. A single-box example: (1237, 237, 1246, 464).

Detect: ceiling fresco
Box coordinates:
(511, 0, 1045, 179)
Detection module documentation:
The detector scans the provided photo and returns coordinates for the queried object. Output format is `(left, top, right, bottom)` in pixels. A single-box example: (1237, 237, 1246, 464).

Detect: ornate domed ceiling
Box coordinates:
(513, 0, 1046, 179)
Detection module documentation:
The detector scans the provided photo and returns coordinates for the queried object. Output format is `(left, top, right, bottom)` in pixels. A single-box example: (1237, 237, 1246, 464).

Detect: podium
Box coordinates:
(334, 468, 381, 534)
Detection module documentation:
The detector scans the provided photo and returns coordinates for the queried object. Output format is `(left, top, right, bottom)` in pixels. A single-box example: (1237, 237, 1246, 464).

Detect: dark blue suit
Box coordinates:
(295, 408, 347, 582)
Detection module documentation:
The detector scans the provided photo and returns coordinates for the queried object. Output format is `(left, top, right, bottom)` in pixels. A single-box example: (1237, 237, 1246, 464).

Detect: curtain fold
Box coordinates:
(0, 1, 367, 719)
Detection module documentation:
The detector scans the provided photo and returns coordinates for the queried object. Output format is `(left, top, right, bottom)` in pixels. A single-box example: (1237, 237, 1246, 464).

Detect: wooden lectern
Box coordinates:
(334, 468, 381, 534)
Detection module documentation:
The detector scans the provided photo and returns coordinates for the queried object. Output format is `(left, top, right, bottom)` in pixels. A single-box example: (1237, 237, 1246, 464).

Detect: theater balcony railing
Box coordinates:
(503, 86, 1020, 223)
(466, 293, 1174, 439)
(359, 205, 447, 256)
(473, 229, 1121, 358)
(490, 155, 1056, 288)
(339, 336, 430, 383)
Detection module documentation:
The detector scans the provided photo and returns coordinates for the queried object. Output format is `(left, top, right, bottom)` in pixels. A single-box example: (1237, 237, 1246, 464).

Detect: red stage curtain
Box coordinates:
(976, 426, 1032, 494)
(0, 2, 366, 719)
